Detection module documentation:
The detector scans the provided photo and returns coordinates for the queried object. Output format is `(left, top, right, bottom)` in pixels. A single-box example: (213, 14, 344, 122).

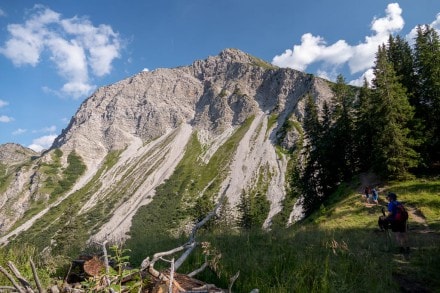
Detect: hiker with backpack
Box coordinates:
(385, 192, 409, 253)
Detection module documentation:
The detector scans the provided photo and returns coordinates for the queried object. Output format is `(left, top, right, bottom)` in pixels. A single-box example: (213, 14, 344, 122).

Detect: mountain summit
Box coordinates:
(0, 49, 333, 253)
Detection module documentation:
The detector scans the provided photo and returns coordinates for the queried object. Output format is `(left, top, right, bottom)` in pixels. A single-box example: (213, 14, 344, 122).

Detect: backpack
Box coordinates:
(394, 203, 408, 222)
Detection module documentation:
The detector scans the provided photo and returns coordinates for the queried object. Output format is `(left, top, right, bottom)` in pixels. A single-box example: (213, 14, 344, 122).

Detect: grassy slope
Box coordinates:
(180, 177, 440, 293)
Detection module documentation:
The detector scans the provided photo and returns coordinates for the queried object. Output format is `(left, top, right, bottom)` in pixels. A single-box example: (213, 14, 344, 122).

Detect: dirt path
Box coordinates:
(358, 172, 438, 292)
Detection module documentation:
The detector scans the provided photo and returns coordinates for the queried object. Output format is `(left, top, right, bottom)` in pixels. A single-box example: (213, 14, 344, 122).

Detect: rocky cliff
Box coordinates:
(0, 48, 334, 252)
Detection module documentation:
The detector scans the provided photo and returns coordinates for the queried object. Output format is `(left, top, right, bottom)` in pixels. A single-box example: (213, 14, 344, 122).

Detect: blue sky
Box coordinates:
(0, 1, 439, 152)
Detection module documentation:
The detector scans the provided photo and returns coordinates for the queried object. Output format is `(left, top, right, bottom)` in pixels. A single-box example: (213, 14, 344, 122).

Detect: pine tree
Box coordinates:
(300, 95, 323, 213)
(414, 25, 440, 168)
(330, 75, 357, 181)
(354, 78, 375, 171)
(371, 45, 419, 179)
(387, 35, 417, 100)
(315, 100, 338, 196)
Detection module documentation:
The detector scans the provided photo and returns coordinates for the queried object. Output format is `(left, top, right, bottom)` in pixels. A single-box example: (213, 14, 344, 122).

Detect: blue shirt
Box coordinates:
(387, 200, 401, 219)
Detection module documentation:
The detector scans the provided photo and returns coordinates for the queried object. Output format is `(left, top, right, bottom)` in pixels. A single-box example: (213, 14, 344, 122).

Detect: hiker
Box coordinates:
(364, 186, 371, 203)
(371, 187, 379, 204)
(386, 192, 409, 253)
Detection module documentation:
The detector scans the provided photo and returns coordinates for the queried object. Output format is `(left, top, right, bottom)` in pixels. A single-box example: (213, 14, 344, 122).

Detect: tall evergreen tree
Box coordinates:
(300, 95, 324, 213)
(371, 45, 419, 179)
(317, 100, 340, 196)
(330, 75, 357, 181)
(414, 25, 440, 168)
(354, 78, 375, 171)
(387, 35, 417, 100)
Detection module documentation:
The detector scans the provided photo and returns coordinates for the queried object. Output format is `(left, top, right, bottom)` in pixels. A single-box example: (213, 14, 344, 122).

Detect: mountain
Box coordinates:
(0, 48, 334, 254)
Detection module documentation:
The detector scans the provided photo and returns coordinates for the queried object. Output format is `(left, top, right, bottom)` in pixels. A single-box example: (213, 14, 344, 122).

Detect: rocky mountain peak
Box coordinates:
(0, 48, 336, 247)
(0, 143, 37, 165)
(217, 48, 254, 64)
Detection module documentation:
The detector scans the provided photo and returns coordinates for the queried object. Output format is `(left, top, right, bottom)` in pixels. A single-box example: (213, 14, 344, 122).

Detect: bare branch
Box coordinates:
(188, 261, 208, 277)
(7, 261, 35, 293)
(0, 265, 25, 293)
(0, 286, 19, 291)
(189, 183, 230, 242)
(174, 183, 231, 270)
(139, 183, 231, 286)
(29, 258, 44, 293)
(101, 240, 110, 276)
(229, 271, 240, 293)
(174, 242, 196, 270)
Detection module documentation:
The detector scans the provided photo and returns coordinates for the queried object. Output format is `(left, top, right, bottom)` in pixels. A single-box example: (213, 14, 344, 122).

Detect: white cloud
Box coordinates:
(407, 13, 440, 45)
(0, 5, 122, 99)
(272, 34, 353, 72)
(349, 3, 404, 73)
(0, 8, 6, 17)
(60, 17, 121, 77)
(28, 134, 57, 152)
(142, 68, 149, 72)
(349, 69, 375, 87)
(272, 3, 405, 82)
(0, 99, 8, 108)
(0, 115, 14, 123)
(12, 128, 27, 135)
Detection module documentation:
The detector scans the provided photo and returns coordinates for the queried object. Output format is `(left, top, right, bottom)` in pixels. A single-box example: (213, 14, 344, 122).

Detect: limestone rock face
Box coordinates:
(0, 143, 37, 165)
(0, 48, 334, 245)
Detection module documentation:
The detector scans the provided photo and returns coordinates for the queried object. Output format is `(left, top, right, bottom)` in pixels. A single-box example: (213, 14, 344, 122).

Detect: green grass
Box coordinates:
(2, 167, 439, 292)
(125, 177, 440, 292)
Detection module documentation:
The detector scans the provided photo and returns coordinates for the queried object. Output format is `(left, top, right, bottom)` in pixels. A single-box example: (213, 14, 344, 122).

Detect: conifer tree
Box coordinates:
(317, 100, 340, 196)
(371, 45, 419, 179)
(354, 78, 375, 171)
(330, 75, 357, 181)
(300, 95, 324, 213)
(387, 35, 417, 100)
(414, 25, 440, 168)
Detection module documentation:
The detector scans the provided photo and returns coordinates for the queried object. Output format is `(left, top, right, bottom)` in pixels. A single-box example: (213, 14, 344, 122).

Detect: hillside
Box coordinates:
(186, 176, 440, 292)
(0, 48, 334, 254)
(1, 175, 438, 292)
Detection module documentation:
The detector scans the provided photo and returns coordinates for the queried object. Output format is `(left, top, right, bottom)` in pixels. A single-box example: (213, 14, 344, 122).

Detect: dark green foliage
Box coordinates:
(414, 25, 440, 169)
(371, 45, 419, 179)
(387, 35, 417, 98)
(354, 78, 376, 171)
(51, 151, 86, 198)
(300, 95, 324, 213)
(330, 75, 357, 181)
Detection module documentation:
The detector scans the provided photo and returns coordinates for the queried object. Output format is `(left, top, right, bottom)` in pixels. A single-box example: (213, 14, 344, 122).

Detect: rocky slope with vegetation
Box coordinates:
(0, 48, 333, 252)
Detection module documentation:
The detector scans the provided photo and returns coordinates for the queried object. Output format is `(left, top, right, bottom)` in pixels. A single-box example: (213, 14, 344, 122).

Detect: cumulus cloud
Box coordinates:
(0, 99, 8, 108)
(0, 115, 14, 123)
(273, 34, 352, 72)
(28, 134, 57, 152)
(0, 5, 122, 99)
(272, 3, 405, 83)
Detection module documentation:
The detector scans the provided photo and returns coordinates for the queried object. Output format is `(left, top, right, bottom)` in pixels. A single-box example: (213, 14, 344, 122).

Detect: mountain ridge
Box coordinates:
(0, 48, 334, 252)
